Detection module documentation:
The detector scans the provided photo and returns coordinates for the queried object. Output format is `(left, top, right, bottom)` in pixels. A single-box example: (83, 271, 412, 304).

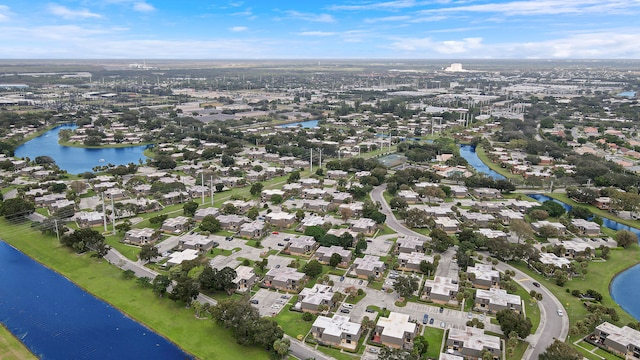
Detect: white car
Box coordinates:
(342, 303, 354, 309)
(557, 309, 564, 316)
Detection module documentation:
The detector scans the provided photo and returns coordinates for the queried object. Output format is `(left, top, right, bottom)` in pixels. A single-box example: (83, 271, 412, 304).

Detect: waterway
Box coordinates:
(277, 119, 319, 128)
(15, 124, 150, 174)
(458, 144, 506, 180)
(526, 194, 640, 321)
(0, 241, 192, 360)
(617, 91, 636, 98)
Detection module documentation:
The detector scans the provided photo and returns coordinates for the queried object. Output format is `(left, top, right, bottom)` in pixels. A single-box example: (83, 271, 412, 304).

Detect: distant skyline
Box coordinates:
(1, 0, 640, 59)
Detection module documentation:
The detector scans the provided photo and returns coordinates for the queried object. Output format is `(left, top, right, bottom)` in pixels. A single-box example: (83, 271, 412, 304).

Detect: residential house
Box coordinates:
(472, 188, 501, 199)
(299, 178, 322, 188)
(338, 202, 363, 217)
(467, 264, 500, 289)
(591, 322, 640, 359)
(353, 255, 385, 279)
(434, 217, 459, 234)
(311, 314, 362, 350)
(539, 252, 571, 269)
(476, 228, 508, 240)
(461, 212, 495, 227)
(178, 233, 215, 253)
(531, 221, 566, 235)
(166, 249, 199, 267)
(262, 267, 306, 292)
(232, 265, 256, 292)
(299, 215, 327, 230)
(593, 197, 611, 210)
(446, 327, 501, 360)
(265, 212, 296, 228)
(326, 170, 348, 179)
(286, 236, 319, 256)
(239, 220, 267, 239)
(331, 192, 353, 204)
(161, 216, 191, 234)
(423, 276, 459, 305)
(350, 218, 377, 235)
(162, 191, 190, 205)
(104, 188, 127, 201)
(302, 199, 330, 213)
(450, 185, 468, 198)
(396, 236, 426, 254)
(398, 190, 420, 203)
(216, 214, 248, 231)
(75, 211, 104, 228)
(194, 207, 220, 221)
(222, 200, 254, 214)
(475, 288, 522, 314)
(298, 285, 335, 313)
(496, 209, 524, 224)
(471, 202, 502, 214)
(373, 312, 418, 350)
(571, 219, 601, 236)
(398, 252, 434, 272)
(562, 240, 594, 258)
(314, 246, 352, 265)
(124, 228, 159, 246)
(302, 188, 327, 199)
(261, 189, 285, 202)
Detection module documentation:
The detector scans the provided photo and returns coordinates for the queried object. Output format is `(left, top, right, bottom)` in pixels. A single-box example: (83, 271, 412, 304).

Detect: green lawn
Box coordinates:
(274, 309, 313, 338)
(0, 219, 269, 360)
(475, 146, 522, 181)
(316, 346, 360, 360)
(105, 234, 140, 261)
(512, 283, 541, 333)
(423, 327, 445, 359)
(507, 341, 529, 360)
(509, 245, 640, 347)
(0, 324, 37, 360)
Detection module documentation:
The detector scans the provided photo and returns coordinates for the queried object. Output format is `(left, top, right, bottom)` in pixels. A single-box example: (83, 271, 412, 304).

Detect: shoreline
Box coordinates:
(0, 239, 198, 360)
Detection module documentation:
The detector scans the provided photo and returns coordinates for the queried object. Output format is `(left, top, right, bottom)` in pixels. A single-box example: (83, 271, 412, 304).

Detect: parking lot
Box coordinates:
(364, 235, 394, 257)
(266, 254, 293, 270)
(250, 288, 292, 317)
(328, 274, 368, 292)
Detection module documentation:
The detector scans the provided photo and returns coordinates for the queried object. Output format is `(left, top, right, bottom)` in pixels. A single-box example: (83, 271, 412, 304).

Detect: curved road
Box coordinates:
(370, 184, 568, 359)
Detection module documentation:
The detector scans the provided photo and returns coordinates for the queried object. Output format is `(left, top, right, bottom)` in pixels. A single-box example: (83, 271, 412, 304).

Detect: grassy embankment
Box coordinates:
(0, 219, 269, 360)
(475, 146, 522, 181)
(58, 139, 155, 149)
(0, 324, 37, 360)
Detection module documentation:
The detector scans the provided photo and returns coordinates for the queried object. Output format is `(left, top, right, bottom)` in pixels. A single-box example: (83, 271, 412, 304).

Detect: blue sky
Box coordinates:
(1, 0, 639, 59)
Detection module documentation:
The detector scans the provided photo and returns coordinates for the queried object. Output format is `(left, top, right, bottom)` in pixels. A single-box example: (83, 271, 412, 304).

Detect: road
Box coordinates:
(370, 184, 568, 359)
(285, 335, 335, 360)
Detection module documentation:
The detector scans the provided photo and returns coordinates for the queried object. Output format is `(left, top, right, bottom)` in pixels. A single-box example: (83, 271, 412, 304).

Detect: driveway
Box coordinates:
(250, 288, 291, 317)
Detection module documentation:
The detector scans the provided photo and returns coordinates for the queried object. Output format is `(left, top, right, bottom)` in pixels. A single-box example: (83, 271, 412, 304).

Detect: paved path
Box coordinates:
(284, 335, 335, 360)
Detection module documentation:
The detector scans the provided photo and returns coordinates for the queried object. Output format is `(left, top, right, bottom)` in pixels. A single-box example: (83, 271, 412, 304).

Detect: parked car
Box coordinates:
(439, 306, 444, 313)
(340, 308, 350, 314)
(366, 308, 375, 313)
(342, 303, 353, 309)
(440, 321, 446, 328)
(284, 237, 290, 241)
(225, 236, 233, 241)
(272, 231, 279, 235)
(429, 318, 434, 325)
(367, 347, 379, 354)
(277, 242, 284, 246)
(250, 299, 259, 304)
(467, 312, 473, 319)
(358, 279, 364, 285)
(423, 314, 429, 324)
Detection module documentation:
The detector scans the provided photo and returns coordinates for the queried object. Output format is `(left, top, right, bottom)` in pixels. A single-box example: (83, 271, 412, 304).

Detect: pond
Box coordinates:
(277, 120, 319, 128)
(0, 241, 192, 360)
(14, 124, 150, 174)
(458, 144, 505, 180)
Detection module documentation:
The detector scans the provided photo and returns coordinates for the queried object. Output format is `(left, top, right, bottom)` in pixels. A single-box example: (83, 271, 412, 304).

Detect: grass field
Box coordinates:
(423, 327, 445, 359)
(0, 219, 269, 360)
(274, 309, 313, 338)
(0, 324, 37, 360)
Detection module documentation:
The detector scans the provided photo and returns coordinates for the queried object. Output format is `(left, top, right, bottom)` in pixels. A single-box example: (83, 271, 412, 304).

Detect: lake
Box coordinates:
(617, 91, 636, 98)
(15, 124, 150, 174)
(458, 144, 506, 180)
(277, 120, 319, 128)
(0, 241, 192, 360)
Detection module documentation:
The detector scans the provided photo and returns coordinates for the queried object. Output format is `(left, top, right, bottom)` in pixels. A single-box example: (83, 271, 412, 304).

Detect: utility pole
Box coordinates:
(111, 196, 116, 236)
(54, 219, 60, 243)
(310, 148, 313, 172)
(201, 172, 205, 204)
(102, 192, 107, 232)
(210, 176, 214, 206)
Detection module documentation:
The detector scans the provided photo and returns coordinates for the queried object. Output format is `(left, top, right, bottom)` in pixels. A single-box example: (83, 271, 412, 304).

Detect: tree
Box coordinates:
(250, 182, 264, 196)
(420, 260, 436, 276)
(247, 207, 259, 220)
(339, 207, 354, 221)
(510, 219, 534, 243)
(389, 196, 408, 210)
(199, 266, 238, 294)
(270, 194, 283, 204)
(272, 338, 290, 359)
(329, 253, 343, 267)
(60, 228, 107, 256)
(183, 201, 199, 217)
(393, 275, 419, 298)
(222, 203, 239, 215)
(287, 171, 301, 184)
(152, 274, 171, 297)
(295, 209, 305, 222)
(139, 244, 160, 263)
(496, 309, 532, 339)
(430, 228, 454, 252)
(0, 197, 35, 220)
(200, 215, 222, 233)
(169, 275, 200, 304)
(303, 260, 323, 277)
(221, 154, 235, 167)
(538, 339, 582, 360)
(412, 336, 429, 359)
(355, 238, 368, 256)
(378, 347, 417, 360)
(404, 208, 430, 228)
(115, 219, 132, 233)
(616, 230, 636, 248)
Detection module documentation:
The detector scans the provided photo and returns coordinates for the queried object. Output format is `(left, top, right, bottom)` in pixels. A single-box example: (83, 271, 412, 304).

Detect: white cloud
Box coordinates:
(364, 15, 411, 23)
(229, 26, 248, 32)
(422, 0, 640, 16)
(329, 0, 428, 11)
(285, 10, 335, 23)
(391, 36, 483, 54)
(298, 31, 337, 36)
(133, 2, 155, 13)
(0, 5, 13, 22)
(48, 4, 102, 19)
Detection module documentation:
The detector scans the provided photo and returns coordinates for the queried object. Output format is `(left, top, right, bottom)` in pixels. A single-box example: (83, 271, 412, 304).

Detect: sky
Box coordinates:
(1, 0, 640, 59)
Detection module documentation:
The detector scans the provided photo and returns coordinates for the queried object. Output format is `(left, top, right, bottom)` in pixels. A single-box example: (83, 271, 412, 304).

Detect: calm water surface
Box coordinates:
(458, 144, 506, 180)
(0, 241, 192, 360)
(15, 124, 150, 174)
